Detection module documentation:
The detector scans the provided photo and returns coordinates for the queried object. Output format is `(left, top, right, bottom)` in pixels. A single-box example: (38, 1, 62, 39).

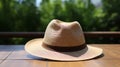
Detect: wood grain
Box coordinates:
(0, 45, 14, 59)
(0, 60, 3, 64)
(0, 60, 47, 67)
(48, 60, 120, 67)
(0, 44, 120, 67)
(7, 45, 42, 59)
(48, 61, 101, 67)
(92, 44, 120, 60)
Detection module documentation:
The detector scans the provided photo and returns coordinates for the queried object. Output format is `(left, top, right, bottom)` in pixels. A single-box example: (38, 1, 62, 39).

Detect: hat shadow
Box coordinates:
(42, 44, 88, 57)
(27, 47, 88, 61)
(92, 53, 104, 60)
(60, 47, 88, 57)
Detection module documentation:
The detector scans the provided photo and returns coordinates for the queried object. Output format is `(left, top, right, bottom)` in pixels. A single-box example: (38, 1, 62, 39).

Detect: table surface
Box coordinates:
(0, 44, 120, 67)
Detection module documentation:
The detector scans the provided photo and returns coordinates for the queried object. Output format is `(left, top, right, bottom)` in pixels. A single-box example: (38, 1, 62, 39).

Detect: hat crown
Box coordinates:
(43, 19, 85, 47)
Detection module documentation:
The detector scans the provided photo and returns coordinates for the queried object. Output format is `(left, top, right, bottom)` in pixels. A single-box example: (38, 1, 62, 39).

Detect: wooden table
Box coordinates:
(0, 44, 120, 67)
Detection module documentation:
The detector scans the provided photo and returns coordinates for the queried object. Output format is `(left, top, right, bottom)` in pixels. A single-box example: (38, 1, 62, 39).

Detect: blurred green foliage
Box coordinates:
(0, 0, 120, 44)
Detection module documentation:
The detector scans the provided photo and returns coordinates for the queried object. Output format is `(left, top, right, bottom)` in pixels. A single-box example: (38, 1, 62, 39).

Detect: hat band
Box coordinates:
(43, 43, 86, 52)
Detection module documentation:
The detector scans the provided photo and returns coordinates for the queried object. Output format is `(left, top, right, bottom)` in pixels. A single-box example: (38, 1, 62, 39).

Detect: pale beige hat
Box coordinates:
(25, 19, 103, 61)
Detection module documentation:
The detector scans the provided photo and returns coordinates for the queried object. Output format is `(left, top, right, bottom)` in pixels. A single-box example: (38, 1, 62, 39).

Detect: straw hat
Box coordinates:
(25, 19, 103, 61)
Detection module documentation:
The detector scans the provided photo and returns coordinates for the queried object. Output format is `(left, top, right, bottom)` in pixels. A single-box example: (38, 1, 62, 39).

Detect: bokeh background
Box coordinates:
(0, 0, 120, 44)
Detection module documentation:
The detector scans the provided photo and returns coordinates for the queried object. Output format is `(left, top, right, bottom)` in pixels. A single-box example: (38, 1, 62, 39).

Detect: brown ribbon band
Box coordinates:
(43, 43, 87, 52)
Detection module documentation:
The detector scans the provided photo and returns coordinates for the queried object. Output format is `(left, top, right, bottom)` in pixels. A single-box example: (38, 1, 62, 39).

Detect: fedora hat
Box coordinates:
(25, 19, 103, 61)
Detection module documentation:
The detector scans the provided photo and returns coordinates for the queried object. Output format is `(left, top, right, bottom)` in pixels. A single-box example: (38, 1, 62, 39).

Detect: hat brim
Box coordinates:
(25, 38, 103, 61)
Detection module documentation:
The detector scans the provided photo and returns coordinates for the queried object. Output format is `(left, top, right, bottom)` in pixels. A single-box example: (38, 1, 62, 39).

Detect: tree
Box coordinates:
(102, 0, 120, 31)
